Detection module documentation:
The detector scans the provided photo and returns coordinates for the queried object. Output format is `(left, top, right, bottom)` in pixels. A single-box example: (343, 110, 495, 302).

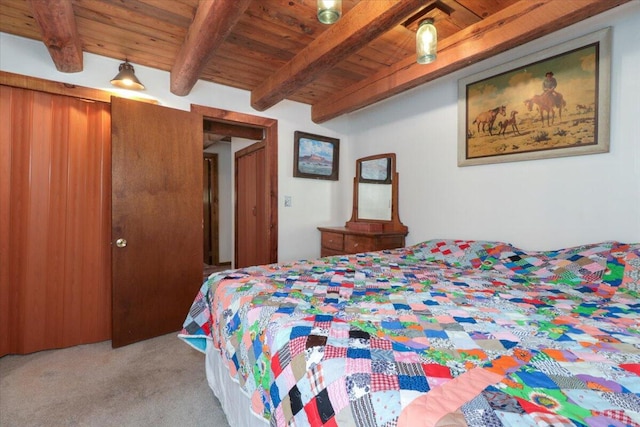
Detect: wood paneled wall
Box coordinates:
(0, 85, 112, 355)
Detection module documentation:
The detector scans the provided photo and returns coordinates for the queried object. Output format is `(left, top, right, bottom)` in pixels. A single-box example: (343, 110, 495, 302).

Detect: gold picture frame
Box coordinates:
(458, 27, 611, 166)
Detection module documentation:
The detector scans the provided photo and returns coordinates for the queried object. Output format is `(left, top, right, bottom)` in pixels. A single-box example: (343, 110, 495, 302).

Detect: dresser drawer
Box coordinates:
(376, 235, 405, 250)
(321, 247, 344, 257)
(344, 235, 374, 253)
(318, 226, 407, 257)
(321, 232, 344, 251)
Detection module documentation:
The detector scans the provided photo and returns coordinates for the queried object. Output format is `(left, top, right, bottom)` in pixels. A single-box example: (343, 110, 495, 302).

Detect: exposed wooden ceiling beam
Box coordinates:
(311, 0, 632, 123)
(250, 0, 429, 112)
(27, 0, 83, 73)
(203, 120, 264, 140)
(170, 0, 252, 96)
(203, 133, 230, 149)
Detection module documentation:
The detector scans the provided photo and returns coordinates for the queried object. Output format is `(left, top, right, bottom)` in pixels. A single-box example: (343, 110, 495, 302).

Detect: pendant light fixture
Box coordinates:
(317, 0, 342, 24)
(416, 18, 437, 64)
(110, 60, 145, 90)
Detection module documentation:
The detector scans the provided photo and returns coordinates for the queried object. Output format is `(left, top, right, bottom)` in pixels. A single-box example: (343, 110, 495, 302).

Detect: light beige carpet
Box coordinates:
(0, 332, 230, 427)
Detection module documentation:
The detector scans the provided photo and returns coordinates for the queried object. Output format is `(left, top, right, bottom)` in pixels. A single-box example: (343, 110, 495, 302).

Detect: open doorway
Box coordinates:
(202, 128, 233, 278)
(194, 105, 278, 273)
(202, 151, 220, 266)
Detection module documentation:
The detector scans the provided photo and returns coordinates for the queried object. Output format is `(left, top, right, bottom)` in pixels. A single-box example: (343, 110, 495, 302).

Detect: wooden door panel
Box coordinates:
(235, 140, 273, 268)
(111, 97, 201, 348)
(255, 146, 269, 265)
(236, 149, 258, 268)
(203, 154, 219, 266)
(203, 158, 211, 264)
(0, 86, 111, 355)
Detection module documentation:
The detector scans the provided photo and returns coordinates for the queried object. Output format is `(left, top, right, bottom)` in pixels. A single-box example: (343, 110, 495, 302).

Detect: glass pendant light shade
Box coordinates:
(317, 0, 342, 24)
(416, 18, 437, 64)
(110, 60, 145, 90)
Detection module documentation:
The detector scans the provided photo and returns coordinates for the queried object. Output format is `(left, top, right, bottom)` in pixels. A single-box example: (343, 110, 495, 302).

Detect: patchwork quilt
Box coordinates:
(180, 240, 640, 427)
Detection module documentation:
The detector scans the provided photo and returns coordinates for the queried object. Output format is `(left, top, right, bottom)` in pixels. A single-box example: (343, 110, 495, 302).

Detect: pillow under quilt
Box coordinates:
(413, 239, 640, 298)
(411, 239, 512, 269)
(608, 242, 640, 298)
(482, 241, 614, 281)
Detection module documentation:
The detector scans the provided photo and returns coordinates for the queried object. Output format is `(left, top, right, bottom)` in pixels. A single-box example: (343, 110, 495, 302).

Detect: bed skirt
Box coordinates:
(205, 339, 268, 427)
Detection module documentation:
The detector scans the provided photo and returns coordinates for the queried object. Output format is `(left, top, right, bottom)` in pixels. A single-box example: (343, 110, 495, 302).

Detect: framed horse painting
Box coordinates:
(457, 27, 611, 166)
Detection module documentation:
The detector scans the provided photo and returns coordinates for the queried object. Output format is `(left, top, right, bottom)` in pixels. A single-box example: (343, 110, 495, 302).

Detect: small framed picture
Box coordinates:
(293, 131, 339, 180)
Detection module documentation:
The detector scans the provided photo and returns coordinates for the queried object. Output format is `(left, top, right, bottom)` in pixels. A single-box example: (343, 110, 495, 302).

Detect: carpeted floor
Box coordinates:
(0, 332, 230, 427)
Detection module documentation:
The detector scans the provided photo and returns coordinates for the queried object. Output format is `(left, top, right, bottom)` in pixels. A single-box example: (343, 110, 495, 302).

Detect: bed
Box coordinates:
(179, 239, 640, 427)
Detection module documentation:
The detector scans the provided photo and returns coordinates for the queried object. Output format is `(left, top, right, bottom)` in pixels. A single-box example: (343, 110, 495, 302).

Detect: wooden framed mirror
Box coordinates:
(346, 153, 407, 234)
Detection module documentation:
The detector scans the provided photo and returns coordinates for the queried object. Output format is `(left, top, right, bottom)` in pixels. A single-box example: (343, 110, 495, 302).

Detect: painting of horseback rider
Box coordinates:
(524, 71, 567, 126)
(543, 71, 557, 92)
(459, 27, 610, 166)
(541, 71, 565, 117)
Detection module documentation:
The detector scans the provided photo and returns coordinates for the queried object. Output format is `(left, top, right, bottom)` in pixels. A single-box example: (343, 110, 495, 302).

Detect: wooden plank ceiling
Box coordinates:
(0, 0, 631, 123)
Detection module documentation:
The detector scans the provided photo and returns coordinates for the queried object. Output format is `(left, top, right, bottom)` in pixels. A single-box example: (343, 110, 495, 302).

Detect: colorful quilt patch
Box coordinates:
(180, 240, 640, 427)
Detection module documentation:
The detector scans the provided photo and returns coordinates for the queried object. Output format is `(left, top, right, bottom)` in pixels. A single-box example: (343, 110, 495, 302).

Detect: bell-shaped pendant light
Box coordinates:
(110, 60, 145, 90)
(416, 18, 437, 64)
(317, 0, 342, 24)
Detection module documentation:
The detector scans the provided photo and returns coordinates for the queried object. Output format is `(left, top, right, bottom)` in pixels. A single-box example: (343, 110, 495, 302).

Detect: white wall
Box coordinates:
(2, 1, 638, 261)
(341, 2, 640, 250)
(0, 32, 349, 263)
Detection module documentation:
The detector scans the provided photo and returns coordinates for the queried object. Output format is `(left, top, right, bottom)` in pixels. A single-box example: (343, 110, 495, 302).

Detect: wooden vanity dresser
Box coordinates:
(318, 153, 408, 257)
(318, 225, 407, 257)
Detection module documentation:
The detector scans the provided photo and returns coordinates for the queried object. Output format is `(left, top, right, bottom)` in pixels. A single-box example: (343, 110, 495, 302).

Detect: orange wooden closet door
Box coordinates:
(0, 86, 112, 355)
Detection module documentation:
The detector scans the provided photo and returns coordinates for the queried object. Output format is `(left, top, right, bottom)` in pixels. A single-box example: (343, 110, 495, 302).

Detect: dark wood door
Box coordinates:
(111, 97, 201, 348)
(203, 153, 219, 265)
(235, 141, 268, 268)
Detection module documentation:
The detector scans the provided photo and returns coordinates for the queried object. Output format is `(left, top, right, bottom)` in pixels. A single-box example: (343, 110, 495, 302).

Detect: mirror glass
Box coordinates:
(357, 156, 392, 221)
(358, 184, 391, 220)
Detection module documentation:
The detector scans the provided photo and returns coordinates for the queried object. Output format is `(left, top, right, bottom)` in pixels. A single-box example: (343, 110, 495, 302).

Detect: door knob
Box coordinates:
(116, 238, 127, 248)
